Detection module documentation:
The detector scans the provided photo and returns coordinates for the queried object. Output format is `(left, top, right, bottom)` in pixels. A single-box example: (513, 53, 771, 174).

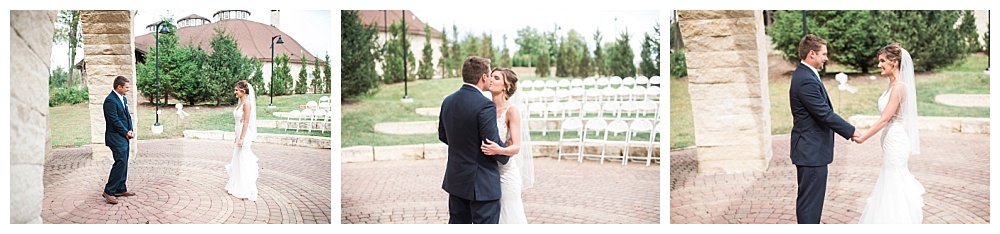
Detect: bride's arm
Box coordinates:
(237, 101, 251, 146)
(858, 82, 905, 143)
(482, 107, 522, 156)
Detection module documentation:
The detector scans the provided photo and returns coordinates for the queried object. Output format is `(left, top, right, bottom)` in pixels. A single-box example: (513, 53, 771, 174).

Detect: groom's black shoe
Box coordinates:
(114, 191, 136, 197)
(102, 192, 119, 204)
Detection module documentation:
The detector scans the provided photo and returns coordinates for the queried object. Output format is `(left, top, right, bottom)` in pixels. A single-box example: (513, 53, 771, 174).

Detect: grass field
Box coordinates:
(669, 53, 990, 149)
(49, 93, 331, 148)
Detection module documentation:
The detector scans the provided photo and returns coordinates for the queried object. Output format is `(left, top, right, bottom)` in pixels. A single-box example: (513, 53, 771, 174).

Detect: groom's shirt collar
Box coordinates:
(112, 89, 125, 109)
(800, 61, 820, 81)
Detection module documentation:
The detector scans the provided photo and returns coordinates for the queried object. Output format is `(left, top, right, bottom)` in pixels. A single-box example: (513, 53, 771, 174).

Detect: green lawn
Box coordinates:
(49, 93, 331, 148)
(341, 77, 662, 147)
(670, 53, 990, 149)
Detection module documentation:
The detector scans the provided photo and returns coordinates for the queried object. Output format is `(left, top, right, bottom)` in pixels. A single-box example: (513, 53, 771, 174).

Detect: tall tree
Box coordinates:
(536, 50, 551, 77)
(324, 52, 332, 93)
(418, 24, 435, 79)
(341, 10, 380, 100)
(438, 25, 451, 77)
(593, 29, 606, 76)
(311, 56, 323, 93)
(515, 26, 543, 67)
(249, 59, 267, 95)
(500, 34, 512, 68)
(451, 25, 463, 74)
(607, 30, 635, 78)
(639, 24, 660, 77)
(382, 20, 416, 83)
(957, 10, 982, 53)
(54, 10, 81, 88)
(204, 27, 254, 105)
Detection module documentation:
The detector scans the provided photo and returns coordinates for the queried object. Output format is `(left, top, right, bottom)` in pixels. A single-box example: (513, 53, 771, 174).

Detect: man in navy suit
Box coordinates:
(439, 56, 509, 224)
(102, 75, 136, 204)
(788, 34, 859, 224)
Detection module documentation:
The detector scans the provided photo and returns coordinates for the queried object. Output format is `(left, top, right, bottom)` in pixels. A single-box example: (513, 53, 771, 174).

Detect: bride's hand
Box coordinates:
(481, 139, 500, 155)
(237, 138, 243, 148)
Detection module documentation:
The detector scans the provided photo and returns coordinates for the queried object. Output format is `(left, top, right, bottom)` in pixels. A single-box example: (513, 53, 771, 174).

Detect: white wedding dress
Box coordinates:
(496, 105, 528, 224)
(858, 84, 925, 224)
(226, 89, 259, 201)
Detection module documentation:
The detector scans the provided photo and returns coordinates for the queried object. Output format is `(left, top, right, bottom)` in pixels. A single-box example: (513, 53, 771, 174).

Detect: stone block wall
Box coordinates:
(82, 10, 136, 160)
(10, 10, 57, 224)
(678, 10, 773, 173)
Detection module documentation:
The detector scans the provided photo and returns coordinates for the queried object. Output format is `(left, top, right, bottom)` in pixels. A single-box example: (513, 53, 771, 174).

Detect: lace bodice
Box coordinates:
(878, 83, 905, 124)
(234, 101, 245, 136)
(497, 105, 512, 144)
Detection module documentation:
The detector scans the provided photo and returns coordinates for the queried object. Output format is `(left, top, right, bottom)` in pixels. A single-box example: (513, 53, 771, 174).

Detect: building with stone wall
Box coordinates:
(359, 10, 445, 79)
(82, 10, 139, 161)
(10, 10, 56, 224)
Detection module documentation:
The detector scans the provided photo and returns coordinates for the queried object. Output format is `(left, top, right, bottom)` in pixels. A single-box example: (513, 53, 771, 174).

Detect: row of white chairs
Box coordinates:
(286, 109, 333, 133)
(522, 85, 660, 104)
(303, 99, 332, 111)
(528, 100, 661, 135)
(555, 118, 663, 166)
(521, 76, 662, 91)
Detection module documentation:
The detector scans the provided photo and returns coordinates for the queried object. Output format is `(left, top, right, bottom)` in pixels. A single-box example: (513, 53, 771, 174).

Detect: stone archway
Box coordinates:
(677, 10, 772, 174)
(81, 10, 137, 160)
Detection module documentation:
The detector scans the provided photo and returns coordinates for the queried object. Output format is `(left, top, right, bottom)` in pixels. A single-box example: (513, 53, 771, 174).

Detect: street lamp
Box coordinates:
(269, 35, 284, 108)
(152, 21, 170, 134)
(402, 10, 410, 101)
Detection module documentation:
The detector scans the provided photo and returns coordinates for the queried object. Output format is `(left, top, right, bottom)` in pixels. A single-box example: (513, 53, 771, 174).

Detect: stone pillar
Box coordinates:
(10, 10, 56, 224)
(82, 10, 137, 160)
(678, 10, 772, 173)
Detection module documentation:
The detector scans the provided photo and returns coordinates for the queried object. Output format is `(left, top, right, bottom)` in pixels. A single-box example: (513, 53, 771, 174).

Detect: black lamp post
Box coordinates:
(154, 21, 170, 127)
(402, 10, 410, 100)
(269, 35, 284, 108)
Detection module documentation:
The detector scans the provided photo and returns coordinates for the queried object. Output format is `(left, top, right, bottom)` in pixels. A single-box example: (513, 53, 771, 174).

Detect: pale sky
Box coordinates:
(410, 10, 661, 64)
(50, 10, 331, 71)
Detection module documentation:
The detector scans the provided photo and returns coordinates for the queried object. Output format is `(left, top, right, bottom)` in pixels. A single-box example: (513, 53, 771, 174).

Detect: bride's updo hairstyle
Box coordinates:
(234, 80, 250, 95)
(492, 67, 518, 100)
(877, 43, 903, 69)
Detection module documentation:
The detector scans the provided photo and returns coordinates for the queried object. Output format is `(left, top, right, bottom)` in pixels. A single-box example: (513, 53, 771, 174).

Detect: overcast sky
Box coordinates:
(410, 10, 661, 63)
(50, 10, 331, 71)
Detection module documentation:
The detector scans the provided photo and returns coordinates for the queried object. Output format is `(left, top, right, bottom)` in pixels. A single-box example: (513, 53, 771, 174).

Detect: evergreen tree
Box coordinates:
(382, 20, 416, 83)
(273, 53, 293, 95)
(311, 56, 323, 93)
(438, 25, 451, 77)
(500, 34, 512, 68)
(418, 24, 435, 79)
(249, 59, 267, 95)
(296, 54, 309, 94)
(593, 29, 606, 76)
(536, 50, 551, 77)
(324, 52, 332, 93)
(608, 31, 635, 78)
(204, 27, 254, 105)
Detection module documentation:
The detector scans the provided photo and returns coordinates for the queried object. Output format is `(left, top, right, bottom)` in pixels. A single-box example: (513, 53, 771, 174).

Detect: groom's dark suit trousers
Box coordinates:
(448, 194, 501, 224)
(796, 165, 828, 224)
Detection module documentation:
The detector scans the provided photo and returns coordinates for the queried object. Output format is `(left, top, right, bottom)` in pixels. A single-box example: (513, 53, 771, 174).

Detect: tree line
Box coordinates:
(341, 10, 661, 101)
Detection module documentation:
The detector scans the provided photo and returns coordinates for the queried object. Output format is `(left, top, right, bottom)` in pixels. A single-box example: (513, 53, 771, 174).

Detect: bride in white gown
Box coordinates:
(481, 67, 535, 224)
(226, 80, 259, 201)
(852, 44, 924, 224)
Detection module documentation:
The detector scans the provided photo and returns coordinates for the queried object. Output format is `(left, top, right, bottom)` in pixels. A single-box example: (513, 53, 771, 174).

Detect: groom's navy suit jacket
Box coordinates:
(789, 63, 855, 166)
(104, 91, 132, 151)
(439, 84, 509, 201)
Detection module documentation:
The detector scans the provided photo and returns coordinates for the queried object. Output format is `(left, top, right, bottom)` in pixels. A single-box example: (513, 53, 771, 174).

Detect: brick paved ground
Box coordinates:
(42, 139, 331, 224)
(670, 131, 989, 224)
(341, 158, 660, 224)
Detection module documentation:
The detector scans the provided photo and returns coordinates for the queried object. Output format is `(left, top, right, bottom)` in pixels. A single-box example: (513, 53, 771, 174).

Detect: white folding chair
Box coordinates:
(305, 101, 318, 110)
(521, 80, 536, 91)
(616, 86, 633, 102)
(622, 77, 636, 87)
(633, 86, 648, 101)
(626, 119, 655, 166)
(322, 109, 333, 133)
(318, 102, 331, 111)
(583, 77, 597, 89)
(601, 86, 617, 103)
(555, 88, 571, 102)
(596, 77, 609, 88)
(562, 100, 582, 118)
(581, 101, 601, 118)
(609, 76, 623, 87)
(584, 87, 602, 102)
(286, 110, 301, 131)
(649, 76, 661, 87)
(544, 80, 558, 90)
(312, 109, 327, 132)
(299, 109, 314, 132)
(601, 101, 620, 118)
(543, 102, 564, 136)
(558, 79, 571, 89)
(580, 118, 608, 163)
(569, 87, 586, 102)
(638, 99, 658, 119)
(604, 119, 630, 165)
(570, 78, 584, 88)
(557, 118, 584, 162)
(646, 85, 660, 101)
(538, 88, 556, 103)
(319, 96, 331, 104)
(620, 101, 638, 117)
(635, 76, 649, 87)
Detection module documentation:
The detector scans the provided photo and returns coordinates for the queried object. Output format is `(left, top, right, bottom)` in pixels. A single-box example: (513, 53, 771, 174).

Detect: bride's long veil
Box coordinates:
(899, 48, 919, 156)
(245, 83, 258, 147)
(510, 93, 535, 190)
